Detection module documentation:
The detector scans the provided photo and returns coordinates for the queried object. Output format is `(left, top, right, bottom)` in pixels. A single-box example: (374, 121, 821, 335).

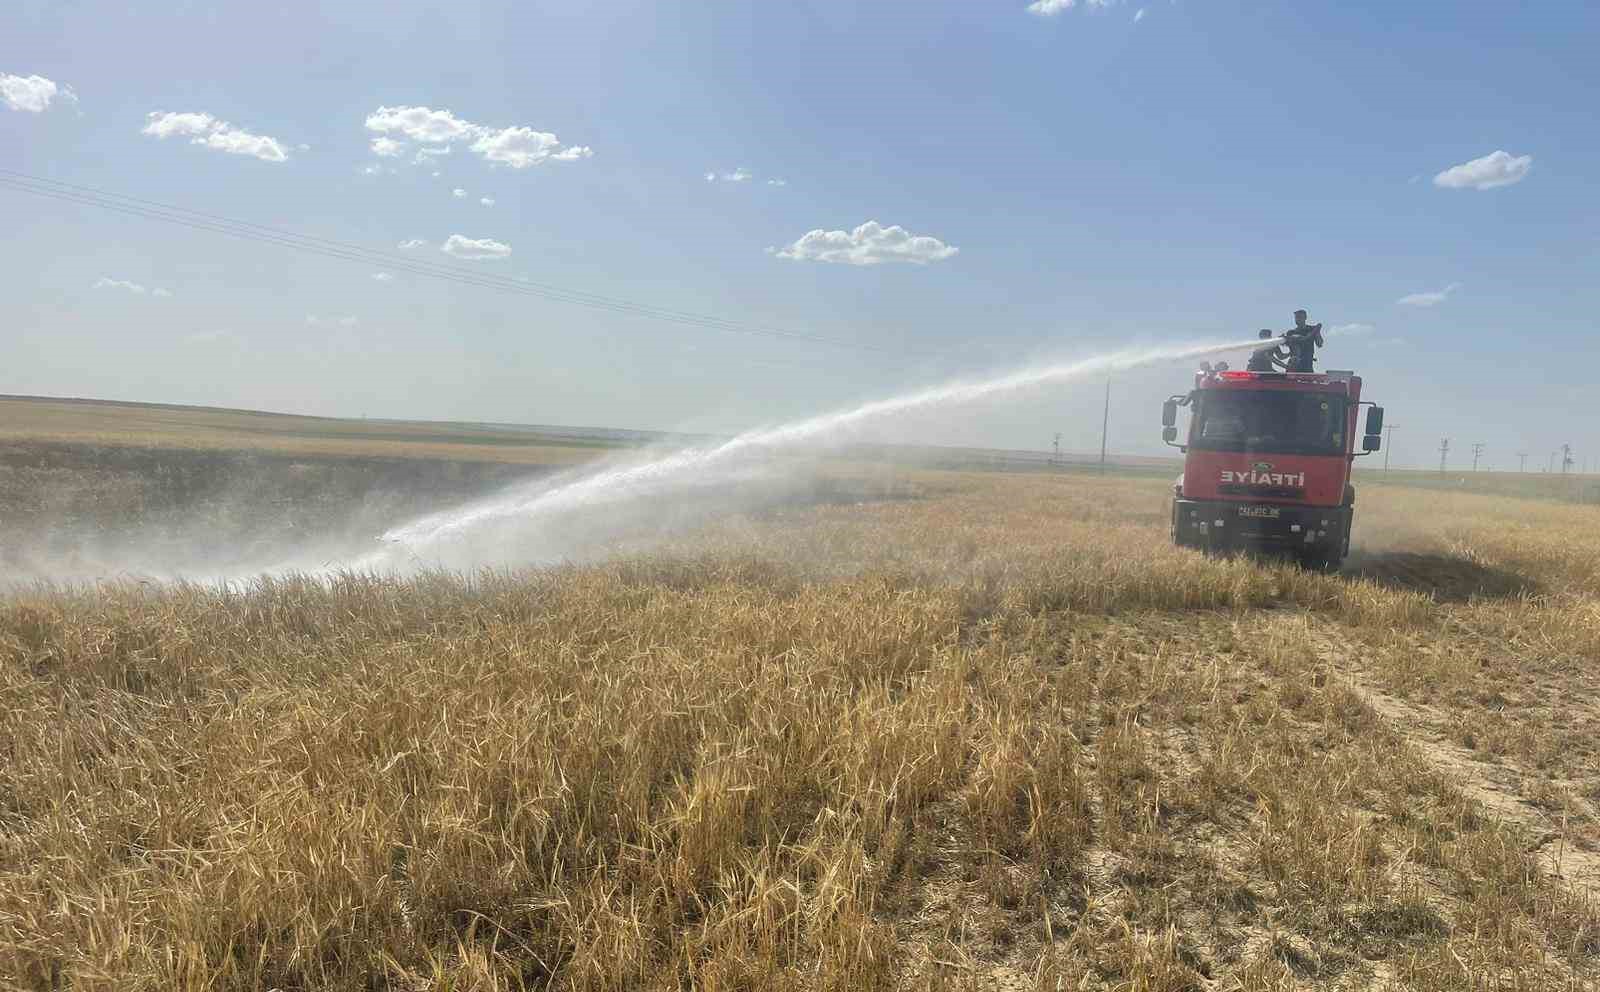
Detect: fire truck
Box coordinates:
(1161, 359, 1384, 571)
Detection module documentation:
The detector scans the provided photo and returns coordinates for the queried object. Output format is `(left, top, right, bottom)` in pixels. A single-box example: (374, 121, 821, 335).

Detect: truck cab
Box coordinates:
(1162, 367, 1384, 570)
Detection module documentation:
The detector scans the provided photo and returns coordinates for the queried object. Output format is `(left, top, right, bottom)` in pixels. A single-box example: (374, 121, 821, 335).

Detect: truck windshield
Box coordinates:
(1191, 390, 1347, 455)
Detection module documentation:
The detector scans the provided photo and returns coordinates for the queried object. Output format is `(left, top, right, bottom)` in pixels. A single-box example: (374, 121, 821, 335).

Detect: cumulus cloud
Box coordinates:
(1134, 7, 1146, 21)
(142, 111, 289, 162)
(398, 238, 428, 249)
(364, 105, 479, 144)
(371, 272, 395, 282)
(364, 105, 592, 168)
(1432, 150, 1532, 190)
(480, 196, 495, 207)
(705, 167, 752, 183)
(2, 73, 75, 113)
(306, 314, 360, 328)
(472, 126, 592, 167)
(1397, 283, 1459, 307)
(93, 277, 171, 296)
(452, 187, 468, 198)
(1027, 0, 1113, 15)
(771, 221, 959, 266)
(441, 235, 512, 260)
(370, 136, 405, 158)
(767, 178, 788, 187)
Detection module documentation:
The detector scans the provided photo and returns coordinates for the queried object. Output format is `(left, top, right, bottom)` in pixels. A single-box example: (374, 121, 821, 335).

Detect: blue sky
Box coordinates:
(3, 1, 1595, 470)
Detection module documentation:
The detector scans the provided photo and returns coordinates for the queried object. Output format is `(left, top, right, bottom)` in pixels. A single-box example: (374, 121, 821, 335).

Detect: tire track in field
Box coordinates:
(1312, 623, 1600, 903)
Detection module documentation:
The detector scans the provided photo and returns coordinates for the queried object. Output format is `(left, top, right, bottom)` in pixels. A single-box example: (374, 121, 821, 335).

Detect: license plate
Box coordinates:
(1238, 506, 1280, 519)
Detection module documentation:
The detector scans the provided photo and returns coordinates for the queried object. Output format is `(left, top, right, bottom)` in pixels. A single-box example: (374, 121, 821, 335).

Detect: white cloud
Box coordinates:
(706, 167, 752, 183)
(398, 238, 428, 249)
(772, 220, 959, 266)
(414, 145, 451, 166)
(441, 235, 512, 260)
(1397, 283, 1459, 307)
(297, 143, 311, 152)
(471, 125, 592, 168)
(142, 111, 217, 138)
(452, 187, 468, 198)
(767, 178, 788, 187)
(480, 196, 495, 207)
(1433, 150, 1531, 190)
(306, 314, 360, 328)
(1328, 322, 1374, 336)
(364, 105, 592, 169)
(431, 171, 441, 177)
(365, 105, 479, 144)
(371, 272, 395, 282)
(1134, 7, 1146, 20)
(2, 73, 75, 113)
(370, 136, 405, 158)
(93, 277, 172, 296)
(1027, 0, 1113, 15)
(142, 111, 288, 162)
(196, 127, 289, 161)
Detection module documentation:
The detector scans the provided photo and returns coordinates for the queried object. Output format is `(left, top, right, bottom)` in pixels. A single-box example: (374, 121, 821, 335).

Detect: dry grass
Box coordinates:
(3, 465, 1599, 990)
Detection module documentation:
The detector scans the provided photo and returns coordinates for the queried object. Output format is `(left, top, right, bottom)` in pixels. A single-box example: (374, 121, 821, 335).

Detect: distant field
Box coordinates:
(1358, 466, 1600, 505)
(0, 394, 1178, 476)
(0, 395, 620, 465)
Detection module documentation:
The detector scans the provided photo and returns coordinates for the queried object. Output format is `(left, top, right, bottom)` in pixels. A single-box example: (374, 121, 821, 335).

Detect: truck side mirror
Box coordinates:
(1363, 434, 1381, 453)
(1163, 426, 1178, 444)
(1161, 399, 1178, 428)
(1365, 405, 1384, 436)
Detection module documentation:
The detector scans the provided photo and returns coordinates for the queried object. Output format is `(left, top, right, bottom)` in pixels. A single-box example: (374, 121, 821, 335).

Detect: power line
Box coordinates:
(0, 169, 925, 358)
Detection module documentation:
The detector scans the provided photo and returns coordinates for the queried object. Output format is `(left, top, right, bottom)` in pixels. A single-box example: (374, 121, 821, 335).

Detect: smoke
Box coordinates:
(339, 335, 1271, 574)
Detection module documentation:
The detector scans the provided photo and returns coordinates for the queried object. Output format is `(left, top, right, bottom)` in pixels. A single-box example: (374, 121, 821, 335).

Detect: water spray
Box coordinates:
(355, 333, 1280, 571)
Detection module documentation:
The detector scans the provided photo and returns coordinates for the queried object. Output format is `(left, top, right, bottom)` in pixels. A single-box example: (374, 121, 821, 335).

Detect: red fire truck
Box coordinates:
(1162, 364, 1384, 570)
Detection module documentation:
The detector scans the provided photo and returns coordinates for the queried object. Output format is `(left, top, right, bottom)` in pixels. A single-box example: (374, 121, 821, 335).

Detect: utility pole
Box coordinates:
(1098, 378, 1110, 475)
(1562, 444, 1574, 475)
(1471, 442, 1486, 472)
(1438, 438, 1449, 475)
(1052, 432, 1061, 465)
(1517, 452, 1529, 473)
(1383, 424, 1399, 472)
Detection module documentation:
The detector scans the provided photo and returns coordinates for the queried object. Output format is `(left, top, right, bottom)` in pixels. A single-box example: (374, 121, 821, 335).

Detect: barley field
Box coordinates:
(3, 444, 1599, 989)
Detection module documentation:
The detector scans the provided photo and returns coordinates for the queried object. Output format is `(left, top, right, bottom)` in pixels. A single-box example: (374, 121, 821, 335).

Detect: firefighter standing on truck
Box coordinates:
(1283, 309, 1324, 372)
(1246, 329, 1286, 372)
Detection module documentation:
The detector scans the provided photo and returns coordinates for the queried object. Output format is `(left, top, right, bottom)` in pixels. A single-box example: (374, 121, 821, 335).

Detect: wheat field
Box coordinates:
(3, 465, 1598, 990)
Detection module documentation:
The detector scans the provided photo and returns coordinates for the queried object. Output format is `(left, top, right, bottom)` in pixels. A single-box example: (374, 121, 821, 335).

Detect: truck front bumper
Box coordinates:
(1172, 498, 1350, 556)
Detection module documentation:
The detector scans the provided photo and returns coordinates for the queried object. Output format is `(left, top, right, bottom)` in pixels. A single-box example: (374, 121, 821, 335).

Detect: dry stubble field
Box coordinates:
(3, 456, 1600, 990)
